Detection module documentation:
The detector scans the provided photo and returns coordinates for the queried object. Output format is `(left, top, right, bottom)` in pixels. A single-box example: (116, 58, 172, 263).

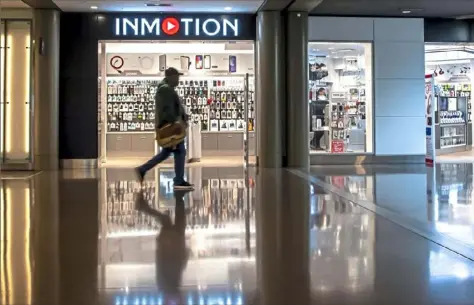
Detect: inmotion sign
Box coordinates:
(114, 16, 240, 37)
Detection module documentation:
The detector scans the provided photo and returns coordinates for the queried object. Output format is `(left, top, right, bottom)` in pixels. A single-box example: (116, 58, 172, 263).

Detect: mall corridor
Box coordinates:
(1, 164, 474, 305)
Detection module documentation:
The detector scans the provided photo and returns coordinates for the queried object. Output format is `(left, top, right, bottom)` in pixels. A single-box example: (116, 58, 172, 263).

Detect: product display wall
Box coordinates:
(101, 42, 256, 159)
(308, 42, 372, 154)
(425, 44, 474, 156)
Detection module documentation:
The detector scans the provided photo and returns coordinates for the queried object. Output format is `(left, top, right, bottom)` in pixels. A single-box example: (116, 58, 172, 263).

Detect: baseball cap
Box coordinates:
(165, 67, 183, 77)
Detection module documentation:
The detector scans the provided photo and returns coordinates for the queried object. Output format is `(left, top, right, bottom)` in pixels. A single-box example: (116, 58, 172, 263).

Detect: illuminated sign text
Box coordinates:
(114, 17, 240, 37)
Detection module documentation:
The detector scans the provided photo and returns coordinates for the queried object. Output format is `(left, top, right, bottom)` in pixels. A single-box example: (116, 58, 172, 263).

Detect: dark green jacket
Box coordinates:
(155, 79, 186, 128)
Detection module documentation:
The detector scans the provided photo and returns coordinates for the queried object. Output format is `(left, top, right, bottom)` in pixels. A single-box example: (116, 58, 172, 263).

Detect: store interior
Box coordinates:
(308, 42, 373, 155)
(425, 43, 474, 162)
(99, 40, 255, 166)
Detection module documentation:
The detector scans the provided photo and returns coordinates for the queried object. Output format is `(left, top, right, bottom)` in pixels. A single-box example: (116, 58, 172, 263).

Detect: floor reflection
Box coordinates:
(2, 166, 474, 304)
(429, 163, 474, 248)
(310, 185, 374, 294)
(99, 167, 256, 304)
(310, 163, 474, 258)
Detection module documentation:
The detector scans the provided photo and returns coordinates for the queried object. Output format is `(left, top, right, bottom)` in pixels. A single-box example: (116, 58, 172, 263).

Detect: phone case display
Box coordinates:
(439, 110, 464, 124)
(438, 83, 472, 123)
(309, 87, 366, 153)
(329, 102, 350, 152)
(106, 77, 255, 134)
(106, 79, 158, 132)
(209, 85, 255, 132)
(177, 79, 209, 131)
(436, 93, 468, 151)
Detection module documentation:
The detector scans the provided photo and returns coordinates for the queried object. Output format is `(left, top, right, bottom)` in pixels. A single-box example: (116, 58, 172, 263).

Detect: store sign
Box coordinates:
(114, 16, 240, 38)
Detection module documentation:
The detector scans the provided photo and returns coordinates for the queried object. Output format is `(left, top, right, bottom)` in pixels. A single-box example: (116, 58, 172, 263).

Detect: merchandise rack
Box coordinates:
(105, 75, 255, 133)
(102, 74, 256, 159)
(434, 82, 472, 155)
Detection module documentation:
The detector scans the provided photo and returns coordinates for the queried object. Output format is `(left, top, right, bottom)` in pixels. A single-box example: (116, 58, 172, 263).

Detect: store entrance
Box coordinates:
(98, 40, 256, 167)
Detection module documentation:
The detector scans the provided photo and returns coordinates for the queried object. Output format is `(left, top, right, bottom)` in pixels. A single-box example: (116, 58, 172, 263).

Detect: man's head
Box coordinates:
(165, 67, 182, 87)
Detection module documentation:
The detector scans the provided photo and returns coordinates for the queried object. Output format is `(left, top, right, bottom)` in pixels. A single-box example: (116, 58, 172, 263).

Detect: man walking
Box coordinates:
(135, 67, 194, 190)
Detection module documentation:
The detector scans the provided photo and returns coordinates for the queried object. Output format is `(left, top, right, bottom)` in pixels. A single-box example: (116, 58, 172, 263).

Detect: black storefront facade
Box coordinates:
(59, 13, 258, 168)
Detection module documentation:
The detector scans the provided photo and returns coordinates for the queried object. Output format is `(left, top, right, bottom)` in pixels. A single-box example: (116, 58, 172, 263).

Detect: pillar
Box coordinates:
(286, 12, 309, 169)
(256, 11, 284, 168)
(33, 9, 60, 170)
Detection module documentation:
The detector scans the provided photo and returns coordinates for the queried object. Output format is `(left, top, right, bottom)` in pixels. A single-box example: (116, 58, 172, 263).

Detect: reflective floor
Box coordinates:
(300, 163, 474, 259)
(1, 165, 474, 304)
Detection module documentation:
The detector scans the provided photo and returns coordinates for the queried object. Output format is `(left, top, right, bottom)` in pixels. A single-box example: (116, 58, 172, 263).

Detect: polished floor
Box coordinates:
(1, 164, 474, 304)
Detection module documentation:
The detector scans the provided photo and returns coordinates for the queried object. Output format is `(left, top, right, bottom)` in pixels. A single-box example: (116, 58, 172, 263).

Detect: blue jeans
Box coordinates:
(138, 141, 186, 184)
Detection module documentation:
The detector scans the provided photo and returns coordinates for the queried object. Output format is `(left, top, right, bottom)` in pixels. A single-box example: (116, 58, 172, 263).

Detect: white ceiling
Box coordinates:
(52, 0, 264, 12)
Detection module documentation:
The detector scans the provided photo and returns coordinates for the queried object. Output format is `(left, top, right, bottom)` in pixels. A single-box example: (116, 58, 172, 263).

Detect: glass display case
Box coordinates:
(440, 124, 466, 149)
(435, 94, 471, 154)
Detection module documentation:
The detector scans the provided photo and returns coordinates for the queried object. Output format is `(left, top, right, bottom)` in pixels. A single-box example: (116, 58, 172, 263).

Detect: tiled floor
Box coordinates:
(1, 165, 474, 304)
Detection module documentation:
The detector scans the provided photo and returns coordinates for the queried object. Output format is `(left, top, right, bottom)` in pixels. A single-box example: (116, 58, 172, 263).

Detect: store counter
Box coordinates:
(105, 131, 255, 158)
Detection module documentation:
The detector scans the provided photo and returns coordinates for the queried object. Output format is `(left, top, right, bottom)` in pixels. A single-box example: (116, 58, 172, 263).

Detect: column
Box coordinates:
(33, 9, 60, 170)
(256, 11, 284, 168)
(285, 12, 309, 169)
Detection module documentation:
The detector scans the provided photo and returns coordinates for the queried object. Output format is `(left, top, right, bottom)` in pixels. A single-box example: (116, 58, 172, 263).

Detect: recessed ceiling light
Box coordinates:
(224, 7, 232, 11)
(90, 5, 98, 9)
(328, 47, 334, 50)
(401, 8, 422, 14)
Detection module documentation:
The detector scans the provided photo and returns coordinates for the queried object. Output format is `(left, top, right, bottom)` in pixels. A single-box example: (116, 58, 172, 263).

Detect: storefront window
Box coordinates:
(308, 42, 373, 154)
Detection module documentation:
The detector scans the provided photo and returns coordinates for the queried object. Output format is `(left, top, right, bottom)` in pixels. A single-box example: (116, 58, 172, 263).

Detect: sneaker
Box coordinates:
(174, 181, 194, 190)
(135, 167, 145, 183)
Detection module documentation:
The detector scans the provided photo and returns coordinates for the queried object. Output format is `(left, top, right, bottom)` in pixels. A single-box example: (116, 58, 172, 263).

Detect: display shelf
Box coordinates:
(106, 131, 154, 134)
(106, 79, 158, 132)
(440, 135, 465, 138)
(440, 123, 466, 127)
(105, 76, 255, 134)
(441, 144, 466, 149)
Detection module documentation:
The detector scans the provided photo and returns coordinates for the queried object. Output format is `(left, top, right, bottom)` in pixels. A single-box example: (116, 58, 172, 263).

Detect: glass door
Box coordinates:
(0, 20, 33, 168)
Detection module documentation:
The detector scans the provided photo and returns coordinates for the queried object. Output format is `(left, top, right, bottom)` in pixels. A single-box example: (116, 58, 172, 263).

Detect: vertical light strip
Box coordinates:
(5, 35, 11, 154)
(0, 186, 5, 305)
(24, 187, 31, 304)
(24, 36, 30, 155)
(0, 29, 5, 158)
(6, 187, 12, 305)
